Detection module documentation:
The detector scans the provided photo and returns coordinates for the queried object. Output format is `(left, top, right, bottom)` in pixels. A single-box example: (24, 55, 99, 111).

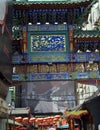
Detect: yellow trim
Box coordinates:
(67, 110, 88, 118)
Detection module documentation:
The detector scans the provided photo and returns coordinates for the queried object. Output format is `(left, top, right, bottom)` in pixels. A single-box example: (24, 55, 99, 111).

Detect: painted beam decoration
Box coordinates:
(12, 72, 100, 81)
(12, 52, 100, 64)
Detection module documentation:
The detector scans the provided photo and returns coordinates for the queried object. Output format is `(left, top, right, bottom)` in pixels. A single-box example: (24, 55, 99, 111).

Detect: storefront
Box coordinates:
(0, 97, 8, 130)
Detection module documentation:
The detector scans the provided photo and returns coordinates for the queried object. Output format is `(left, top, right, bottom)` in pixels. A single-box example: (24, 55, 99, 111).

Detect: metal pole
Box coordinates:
(6, 112, 9, 130)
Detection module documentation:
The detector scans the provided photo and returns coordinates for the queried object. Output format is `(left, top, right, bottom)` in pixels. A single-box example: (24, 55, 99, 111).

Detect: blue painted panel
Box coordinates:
(20, 74, 30, 81)
(28, 52, 67, 63)
(12, 54, 28, 64)
(77, 72, 89, 79)
(87, 52, 100, 62)
(12, 74, 21, 81)
(12, 55, 21, 64)
(89, 71, 99, 79)
(69, 53, 77, 62)
(28, 24, 68, 32)
(69, 72, 88, 80)
(94, 53, 100, 61)
(30, 34, 66, 52)
(30, 73, 69, 81)
(12, 52, 100, 64)
(66, 53, 70, 62)
(76, 53, 87, 62)
(12, 71, 100, 81)
(73, 72, 89, 79)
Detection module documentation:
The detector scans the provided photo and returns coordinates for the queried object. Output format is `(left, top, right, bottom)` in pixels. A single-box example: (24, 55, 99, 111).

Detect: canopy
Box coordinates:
(6, 119, 23, 126)
(34, 101, 59, 113)
(67, 110, 88, 119)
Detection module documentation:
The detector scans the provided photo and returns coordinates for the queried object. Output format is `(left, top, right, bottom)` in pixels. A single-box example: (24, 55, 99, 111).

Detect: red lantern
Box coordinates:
(22, 117, 29, 124)
(15, 117, 22, 123)
(54, 115, 61, 121)
(43, 117, 47, 122)
(55, 115, 61, 119)
(35, 118, 42, 125)
(29, 117, 36, 124)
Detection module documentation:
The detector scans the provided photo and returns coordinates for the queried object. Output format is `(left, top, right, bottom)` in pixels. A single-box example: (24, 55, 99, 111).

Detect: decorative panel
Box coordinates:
(74, 63, 84, 72)
(87, 52, 100, 62)
(89, 72, 99, 79)
(28, 25, 69, 62)
(76, 72, 89, 79)
(27, 65, 38, 73)
(12, 74, 21, 81)
(85, 63, 99, 72)
(57, 64, 68, 72)
(30, 34, 66, 52)
(76, 53, 87, 62)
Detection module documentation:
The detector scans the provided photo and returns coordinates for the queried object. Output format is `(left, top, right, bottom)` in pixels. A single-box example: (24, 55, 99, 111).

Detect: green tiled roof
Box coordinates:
(13, 0, 90, 4)
(74, 30, 100, 38)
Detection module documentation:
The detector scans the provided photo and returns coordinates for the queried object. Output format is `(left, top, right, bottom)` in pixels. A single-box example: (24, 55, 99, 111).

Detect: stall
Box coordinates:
(6, 119, 23, 130)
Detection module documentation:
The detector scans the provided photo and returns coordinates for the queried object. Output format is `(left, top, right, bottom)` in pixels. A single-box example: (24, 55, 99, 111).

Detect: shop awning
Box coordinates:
(5, 119, 23, 126)
(67, 110, 88, 119)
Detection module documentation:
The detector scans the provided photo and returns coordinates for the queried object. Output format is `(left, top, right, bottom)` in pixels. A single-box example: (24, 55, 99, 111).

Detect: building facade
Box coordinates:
(0, 1, 12, 129)
(12, 0, 100, 82)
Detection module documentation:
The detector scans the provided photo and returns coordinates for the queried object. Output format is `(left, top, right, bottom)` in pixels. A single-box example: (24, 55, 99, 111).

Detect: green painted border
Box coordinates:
(14, 0, 87, 4)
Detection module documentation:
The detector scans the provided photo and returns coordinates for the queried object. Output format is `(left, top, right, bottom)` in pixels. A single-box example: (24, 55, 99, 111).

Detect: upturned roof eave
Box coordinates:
(13, 0, 91, 9)
(74, 30, 100, 40)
